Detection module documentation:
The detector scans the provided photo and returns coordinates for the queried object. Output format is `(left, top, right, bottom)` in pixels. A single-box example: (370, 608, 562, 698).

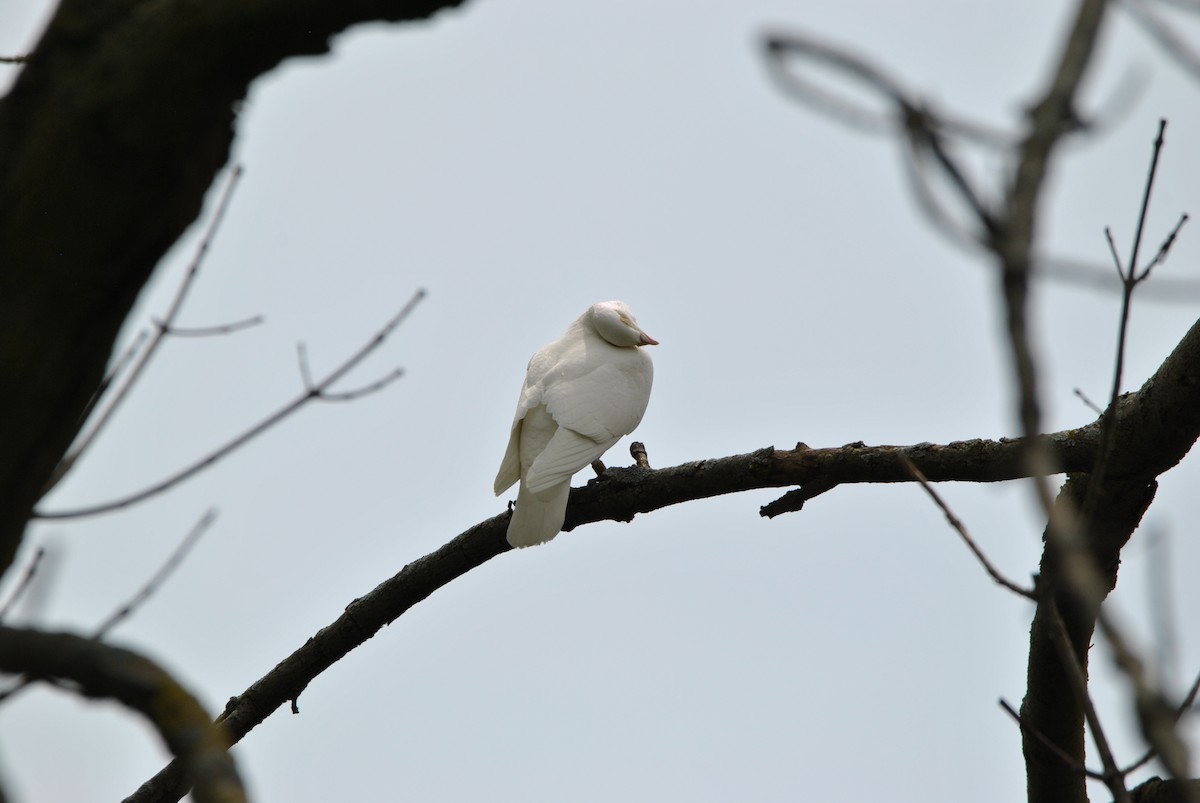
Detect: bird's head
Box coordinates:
(589, 300, 659, 348)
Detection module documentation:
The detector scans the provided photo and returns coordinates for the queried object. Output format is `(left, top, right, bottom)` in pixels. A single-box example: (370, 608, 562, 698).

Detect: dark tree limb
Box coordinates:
(1021, 313, 1200, 803)
(0, 0, 469, 575)
(0, 626, 245, 803)
(126, 314, 1200, 803)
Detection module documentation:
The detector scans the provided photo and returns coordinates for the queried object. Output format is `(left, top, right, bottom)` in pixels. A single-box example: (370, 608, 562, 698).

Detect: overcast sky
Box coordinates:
(3, 2, 1200, 801)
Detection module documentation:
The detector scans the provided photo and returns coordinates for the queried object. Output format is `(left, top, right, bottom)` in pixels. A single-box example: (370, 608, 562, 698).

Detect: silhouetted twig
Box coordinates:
(901, 455, 1036, 599)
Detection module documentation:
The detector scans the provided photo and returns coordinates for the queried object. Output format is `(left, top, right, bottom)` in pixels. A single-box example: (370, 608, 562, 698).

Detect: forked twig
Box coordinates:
(34, 289, 425, 520)
(1083, 121, 1189, 545)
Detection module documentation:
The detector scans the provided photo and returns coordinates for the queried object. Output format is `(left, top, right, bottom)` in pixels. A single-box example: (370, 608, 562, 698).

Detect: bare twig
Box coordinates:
(0, 512, 218, 705)
(1074, 388, 1104, 415)
(1047, 601, 1132, 803)
(78, 329, 150, 426)
(1121, 0, 1200, 80)
(999, 0, 1108, 484)
(764, 31, 1001, 244)
(901, 456, 1036, 599)
(317, 368, 405, 402)
(43, 165, 246, 495)
(0, 55, 27, 64)
(1096, 608, 1191, 779)
(1046, 600, 1128, 796)
(999, 698, 1102, 779)
(763, 31, 1012, 145)
(92, 509, 217, 638)
(630, 442, 651, 469)
(1123, 666, 1200, 774)
(1138, 213, 1189, 282)
(34, 289, 426, 520)
(1083, 121, 1186, 538)
(296, 342, 316, 391)
(0, 546, 45, 621)
(154, 315, 264, 338)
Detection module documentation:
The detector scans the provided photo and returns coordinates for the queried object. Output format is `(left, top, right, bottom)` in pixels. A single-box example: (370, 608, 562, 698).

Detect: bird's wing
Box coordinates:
(541, 346, 653, 444)
(493, 422, 522, 496)
(524, 425, 618, 497)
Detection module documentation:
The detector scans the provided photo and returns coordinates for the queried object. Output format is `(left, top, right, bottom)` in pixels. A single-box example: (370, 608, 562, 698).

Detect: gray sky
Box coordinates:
(3, 2, 1200, 801)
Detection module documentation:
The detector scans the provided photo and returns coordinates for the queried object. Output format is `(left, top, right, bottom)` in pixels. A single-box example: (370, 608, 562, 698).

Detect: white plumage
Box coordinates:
(495, 300, 657, 548)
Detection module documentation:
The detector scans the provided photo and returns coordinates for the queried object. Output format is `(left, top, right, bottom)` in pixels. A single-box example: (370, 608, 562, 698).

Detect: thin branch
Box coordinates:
(1083, 121, 1180, 541)
(1126, 121, 1167, 282)
(901, 456, 1035, 599)
(1096, 608, 1191, 779)
(1047, 601, 1132, 803)
(1137, 213, 1190, 282)
(295, 342, 315, 391)
(1121, 0, 1200, 80)
(0, 511, 218, 705)
(1123, 666, 1200, 774)
(154, 315, 264, 338)
(0, 55, 28, 64)
(79, 330, 150, 426)
(0, 546, 45, 621)
(93, 509, 217, 638)
(998, 0, 1108, 489)
(316, 368, 405, 402)
(764, 31, 1001, 243)
(763, 31, 1013, 146)
(999, 698, 1103, 779)
(34, 289, 426, 520)
(123, 303, 1200, 802)
(42, 165, 246, 495)
(1074, 388, 1104, 415)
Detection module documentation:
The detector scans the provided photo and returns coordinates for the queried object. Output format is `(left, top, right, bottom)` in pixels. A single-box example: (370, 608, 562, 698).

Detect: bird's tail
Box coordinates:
(507, 479, 570, 548)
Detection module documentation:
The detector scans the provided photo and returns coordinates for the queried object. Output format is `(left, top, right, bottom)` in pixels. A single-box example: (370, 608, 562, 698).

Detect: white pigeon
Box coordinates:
(495, 300, 658, 548)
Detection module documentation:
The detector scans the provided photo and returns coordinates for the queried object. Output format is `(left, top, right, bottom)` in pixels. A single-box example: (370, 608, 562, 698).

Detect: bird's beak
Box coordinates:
(639, 331, 659, 346)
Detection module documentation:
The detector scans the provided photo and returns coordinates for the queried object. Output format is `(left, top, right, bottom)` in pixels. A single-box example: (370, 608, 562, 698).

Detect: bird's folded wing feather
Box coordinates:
(525, 425, 617, 497)
(493, 424, 522, 495)
(541, 358, 652, 443)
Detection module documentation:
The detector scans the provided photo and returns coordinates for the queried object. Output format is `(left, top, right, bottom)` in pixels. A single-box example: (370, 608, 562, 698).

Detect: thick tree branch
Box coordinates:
(128, 314, 1200, 803)
(1021, 314, 1200, 802)
(0, 626, 245, 803)
(0, 0, 469, 575)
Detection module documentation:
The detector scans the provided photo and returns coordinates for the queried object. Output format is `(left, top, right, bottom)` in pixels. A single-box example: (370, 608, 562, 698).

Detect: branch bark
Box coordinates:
(1022, 315, 1200, 803)
(0, 0, 468, 575)
(126, 314, 1200, 803)
(0, 626, 244, 803)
